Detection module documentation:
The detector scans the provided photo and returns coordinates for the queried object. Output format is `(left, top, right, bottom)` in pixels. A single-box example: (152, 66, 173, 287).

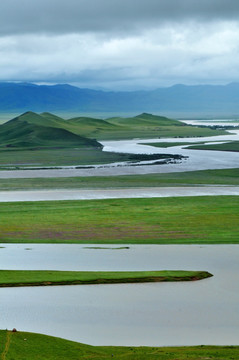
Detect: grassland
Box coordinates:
(0, 147, 179, 168)
(1, 168, 239, 190)
(188, 140, 239, 152)
(0, 330, 238, 360)
(58, 112, 228, 140)
(142, 140, 221, 148)
(0, 196, 238, 244)
(0, 270, 211, 287)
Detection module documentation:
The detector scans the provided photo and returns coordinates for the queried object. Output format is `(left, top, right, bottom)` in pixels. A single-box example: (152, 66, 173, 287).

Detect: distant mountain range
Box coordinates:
(1, 82, 239, 114)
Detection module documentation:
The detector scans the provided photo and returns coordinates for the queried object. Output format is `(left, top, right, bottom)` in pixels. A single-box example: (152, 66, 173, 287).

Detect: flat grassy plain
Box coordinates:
(0, 331, 238, 360)
(0, 147, 176, 167)
(142, 140, 223, 148)
(0, 270, 211, 287)
(0, 196, 238, 244)
(188, 140, 239, 152)
(1, 168, 239, 190)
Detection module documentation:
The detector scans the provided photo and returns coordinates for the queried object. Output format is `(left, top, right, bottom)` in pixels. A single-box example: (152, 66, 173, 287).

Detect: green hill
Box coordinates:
(0, 111, 228, 148)
(0, 112, 102, 148)
(107, 112, 183, 127)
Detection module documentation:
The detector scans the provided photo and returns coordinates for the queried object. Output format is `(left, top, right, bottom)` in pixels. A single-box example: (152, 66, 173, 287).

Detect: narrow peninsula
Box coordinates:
(0, 270, 212, 287)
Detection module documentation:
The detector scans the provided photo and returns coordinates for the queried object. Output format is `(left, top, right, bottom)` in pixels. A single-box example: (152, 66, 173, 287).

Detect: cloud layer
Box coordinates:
(1, 0, 239, 89)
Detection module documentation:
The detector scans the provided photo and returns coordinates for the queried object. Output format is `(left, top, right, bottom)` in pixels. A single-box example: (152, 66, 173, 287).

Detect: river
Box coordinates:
(0, 129, 239, 179)
(0, 244, 238, 346)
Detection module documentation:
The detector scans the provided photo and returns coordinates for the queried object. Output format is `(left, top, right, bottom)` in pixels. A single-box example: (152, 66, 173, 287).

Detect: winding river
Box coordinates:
(0, 129, 239, 179)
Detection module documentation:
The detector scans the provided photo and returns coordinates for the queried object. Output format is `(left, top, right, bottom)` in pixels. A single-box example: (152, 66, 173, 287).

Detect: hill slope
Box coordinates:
(0, 112, 102, 148)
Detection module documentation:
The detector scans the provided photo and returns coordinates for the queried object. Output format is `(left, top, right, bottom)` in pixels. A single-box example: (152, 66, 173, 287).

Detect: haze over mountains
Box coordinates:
(1, 82, 239, 115)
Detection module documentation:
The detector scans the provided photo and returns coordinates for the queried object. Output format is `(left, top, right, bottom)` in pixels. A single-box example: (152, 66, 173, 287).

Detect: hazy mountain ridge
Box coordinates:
(1, 82, 239, 113)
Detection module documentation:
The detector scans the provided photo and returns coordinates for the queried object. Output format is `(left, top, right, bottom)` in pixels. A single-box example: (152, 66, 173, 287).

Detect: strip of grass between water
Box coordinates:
(1, 168, 239, 190)
(0, 196, 238, 244)
(0, 270, 212, 287)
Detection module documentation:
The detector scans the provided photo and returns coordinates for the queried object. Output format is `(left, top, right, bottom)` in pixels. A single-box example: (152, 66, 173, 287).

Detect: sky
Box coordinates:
(1, 0, 239, 90)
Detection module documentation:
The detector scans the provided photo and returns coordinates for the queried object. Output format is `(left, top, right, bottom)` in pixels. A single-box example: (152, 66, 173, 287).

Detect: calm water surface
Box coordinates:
(0, 244, 238, 346)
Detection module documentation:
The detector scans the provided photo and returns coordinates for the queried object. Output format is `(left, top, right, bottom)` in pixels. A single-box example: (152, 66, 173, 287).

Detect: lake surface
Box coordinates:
(0, 244, 238, 346)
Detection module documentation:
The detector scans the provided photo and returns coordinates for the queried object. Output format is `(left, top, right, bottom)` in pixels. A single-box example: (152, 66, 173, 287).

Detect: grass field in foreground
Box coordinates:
(1, 168, 239, 190)
(0, 330, 238, 360)
(0, 196, 238, 244)
(0, 270, 211, 287)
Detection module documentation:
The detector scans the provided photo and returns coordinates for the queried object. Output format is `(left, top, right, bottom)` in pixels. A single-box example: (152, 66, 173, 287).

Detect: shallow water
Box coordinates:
(0, 244, 238, 346)
(1, 186, 239, 202)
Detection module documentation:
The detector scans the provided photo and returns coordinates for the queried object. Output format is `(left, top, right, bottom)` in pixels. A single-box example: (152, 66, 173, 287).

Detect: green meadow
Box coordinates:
(188, 140, 239, 152)
(0, 147, 177, 168)
(0, 330, 238, 360)
(142, 140, 224, 148)
(0, 270, 211, 287)
(1, 168, 239, 190)
(0, 196, 238, 244)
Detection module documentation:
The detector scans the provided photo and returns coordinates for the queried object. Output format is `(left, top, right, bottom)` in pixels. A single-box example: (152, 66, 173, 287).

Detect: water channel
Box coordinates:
(0, 244, 238, 346)
(0, 128, 239, 179)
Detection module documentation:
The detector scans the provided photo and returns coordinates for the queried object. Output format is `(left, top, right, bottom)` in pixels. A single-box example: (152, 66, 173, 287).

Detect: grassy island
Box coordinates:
(0, 270, 212, 287)
(0, 330, 238, 360)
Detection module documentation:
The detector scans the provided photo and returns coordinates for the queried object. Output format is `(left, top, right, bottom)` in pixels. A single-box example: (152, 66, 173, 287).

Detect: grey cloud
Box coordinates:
(1, 0, 239, 35)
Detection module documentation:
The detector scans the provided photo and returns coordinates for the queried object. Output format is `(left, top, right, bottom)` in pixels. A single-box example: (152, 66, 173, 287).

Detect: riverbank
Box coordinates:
(0, 270, 212, 287)
(0, 330, 238, 360)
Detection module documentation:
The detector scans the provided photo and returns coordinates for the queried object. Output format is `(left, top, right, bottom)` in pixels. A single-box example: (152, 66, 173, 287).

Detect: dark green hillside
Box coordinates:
(0, 112, 102, 149)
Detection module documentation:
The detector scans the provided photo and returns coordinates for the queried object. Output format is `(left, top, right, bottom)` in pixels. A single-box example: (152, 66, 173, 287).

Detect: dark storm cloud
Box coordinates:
(1, 0, 239, 35)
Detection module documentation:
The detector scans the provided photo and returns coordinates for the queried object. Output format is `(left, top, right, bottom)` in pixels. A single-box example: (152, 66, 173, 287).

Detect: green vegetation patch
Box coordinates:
(0, 196, 238, 244)
(141, 141, 205, 148)
(0, 147, 179, 168)
(1, 168, 239, 190)
(141, 140, 223, 148)
(0, 330, 239, 360)
(188, 140, 239, 152)
(0, 270, 212, 287)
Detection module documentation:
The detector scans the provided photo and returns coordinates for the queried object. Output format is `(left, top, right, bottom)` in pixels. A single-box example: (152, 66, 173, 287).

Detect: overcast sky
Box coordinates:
(1, 0, 239, 90)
